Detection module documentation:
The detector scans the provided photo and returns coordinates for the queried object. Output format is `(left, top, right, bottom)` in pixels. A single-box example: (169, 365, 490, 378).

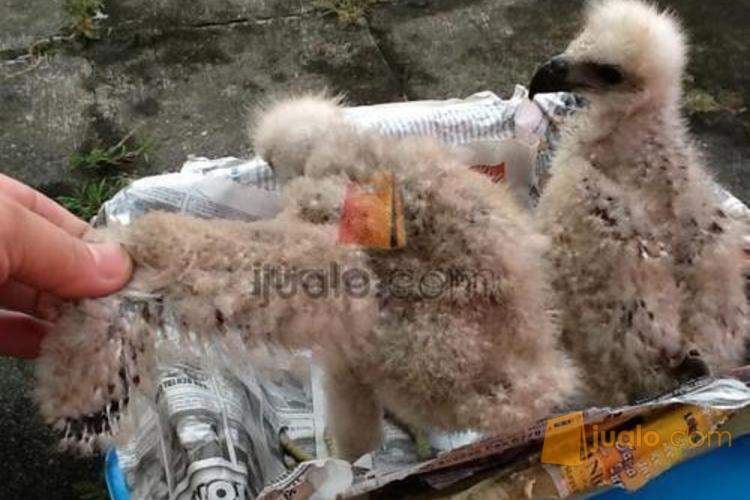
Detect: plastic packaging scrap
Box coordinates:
(97, 86, 750, 499)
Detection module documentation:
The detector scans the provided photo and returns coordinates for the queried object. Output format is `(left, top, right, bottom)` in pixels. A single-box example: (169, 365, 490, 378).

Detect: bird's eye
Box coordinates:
(594, 64, 624, 85)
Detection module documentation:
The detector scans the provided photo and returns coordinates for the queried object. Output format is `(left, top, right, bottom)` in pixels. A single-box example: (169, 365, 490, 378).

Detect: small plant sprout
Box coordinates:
(69, 127, 154, 173)
(59, 127, 153, 220)
(57, 176, 128, 221)
(63, 0, 106, 39)
(313, 0, 378, 25)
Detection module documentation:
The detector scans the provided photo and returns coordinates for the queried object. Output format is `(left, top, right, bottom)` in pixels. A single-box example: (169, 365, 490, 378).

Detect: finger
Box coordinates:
(0, 198, 132, 298)
(0, 174, 88, 237)
(0, 279, 39, 315)
(0, 280, 63, 320)
(0, 310, 49, 359)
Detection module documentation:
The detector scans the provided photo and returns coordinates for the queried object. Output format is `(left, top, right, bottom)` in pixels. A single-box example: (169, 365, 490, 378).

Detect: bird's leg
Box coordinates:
(323, 362, 383, 463)
(279, 430, 314, 465)
(383, 410, 434, 461)
(408, 425, 432, 461)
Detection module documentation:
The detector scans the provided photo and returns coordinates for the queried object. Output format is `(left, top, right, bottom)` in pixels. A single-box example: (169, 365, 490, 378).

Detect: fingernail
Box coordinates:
(89, 242, 132, 283)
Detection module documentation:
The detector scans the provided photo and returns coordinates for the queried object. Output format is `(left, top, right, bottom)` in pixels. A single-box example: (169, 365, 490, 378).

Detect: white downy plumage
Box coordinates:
(533, 0, 748, 405)
(36, 96, 580, 459)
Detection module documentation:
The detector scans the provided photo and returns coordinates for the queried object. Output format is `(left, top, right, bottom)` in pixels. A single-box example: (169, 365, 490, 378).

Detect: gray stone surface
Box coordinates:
(368, 0, 583, 99)
(670, 0, 750, 203)
(0, 55, 94, 193)
(87, 14, 401, 172)
(0, 359, 102, 500)
(0, 0, 65, 52)
(0, 0, 747, 498)
(105, 0, 305, 29)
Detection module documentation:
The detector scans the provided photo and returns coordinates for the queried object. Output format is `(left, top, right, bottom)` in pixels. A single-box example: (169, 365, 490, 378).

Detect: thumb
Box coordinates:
(0, 199, 132, 299)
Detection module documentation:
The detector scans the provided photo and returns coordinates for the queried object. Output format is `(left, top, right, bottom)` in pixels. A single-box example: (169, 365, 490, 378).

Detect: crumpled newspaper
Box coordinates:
(97, 86, 750, 500)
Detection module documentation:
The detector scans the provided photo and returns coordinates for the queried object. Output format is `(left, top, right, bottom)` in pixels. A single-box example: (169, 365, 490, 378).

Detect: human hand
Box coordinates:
(0, 174, 132, 358)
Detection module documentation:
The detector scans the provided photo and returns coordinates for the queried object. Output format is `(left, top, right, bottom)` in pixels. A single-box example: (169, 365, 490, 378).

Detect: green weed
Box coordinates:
(57, 176, 127, 221)
(69, 136, 154, 173)
(58, 129, 153, 220)
(313, 0, 378, 24)
(62, 0, 105, 39)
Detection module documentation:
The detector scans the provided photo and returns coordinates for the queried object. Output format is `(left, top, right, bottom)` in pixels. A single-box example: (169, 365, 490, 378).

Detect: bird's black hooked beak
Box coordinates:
(529, 55, 571, 99)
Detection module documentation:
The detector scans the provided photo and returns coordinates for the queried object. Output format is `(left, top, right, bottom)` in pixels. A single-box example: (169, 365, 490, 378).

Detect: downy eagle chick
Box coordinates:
(532, 0, 748, 405)
(35, 96, 580, 460)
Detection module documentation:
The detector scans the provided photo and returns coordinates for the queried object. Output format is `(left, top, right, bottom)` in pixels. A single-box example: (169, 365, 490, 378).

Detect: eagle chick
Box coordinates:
(532, 0, 748, 405)
(36, 96, 580, 460)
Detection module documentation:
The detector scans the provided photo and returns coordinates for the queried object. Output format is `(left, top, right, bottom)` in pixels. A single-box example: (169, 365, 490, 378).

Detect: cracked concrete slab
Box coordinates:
(0, 0, 65, 52)
(0, 55, 94, 192)
(104, 0, 307, 30)
(368, 0, 584, 100)
(85, 15, 402, 173)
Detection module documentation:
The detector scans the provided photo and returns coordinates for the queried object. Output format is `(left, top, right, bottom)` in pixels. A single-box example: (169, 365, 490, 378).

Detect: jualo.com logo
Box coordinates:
(541, 407, 732, 467)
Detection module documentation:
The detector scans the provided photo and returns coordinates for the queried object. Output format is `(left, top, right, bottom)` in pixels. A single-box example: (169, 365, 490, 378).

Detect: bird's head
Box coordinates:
(251, 93, 345, 183)
(529, 0, 687, 111)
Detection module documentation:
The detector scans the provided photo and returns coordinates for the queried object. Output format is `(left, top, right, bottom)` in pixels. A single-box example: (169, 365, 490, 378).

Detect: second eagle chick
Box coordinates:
(36, 95, 580, 460)
(254, 95, 581, 460)
(532, 0, 748, 405)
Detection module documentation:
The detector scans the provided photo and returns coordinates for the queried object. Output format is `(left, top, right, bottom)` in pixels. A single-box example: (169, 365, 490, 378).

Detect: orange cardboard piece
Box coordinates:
(338, 171, 406, 249)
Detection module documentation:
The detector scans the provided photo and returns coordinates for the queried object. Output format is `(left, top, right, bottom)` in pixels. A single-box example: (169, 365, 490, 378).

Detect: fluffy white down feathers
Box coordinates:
(536, 0, 748, 404)
(36, 95, 579, 459)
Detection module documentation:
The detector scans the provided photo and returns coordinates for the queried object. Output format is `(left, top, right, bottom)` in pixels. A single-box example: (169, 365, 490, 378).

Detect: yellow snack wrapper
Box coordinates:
(542, 405, 731, 496)
(541, 411, 588, 467)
